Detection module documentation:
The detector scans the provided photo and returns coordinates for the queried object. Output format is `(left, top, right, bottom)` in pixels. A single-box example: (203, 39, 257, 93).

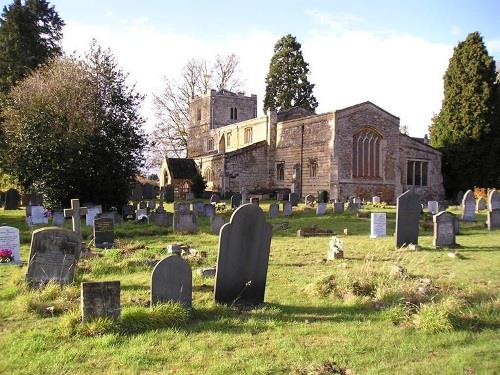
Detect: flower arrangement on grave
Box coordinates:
(0, 249, 13, 263)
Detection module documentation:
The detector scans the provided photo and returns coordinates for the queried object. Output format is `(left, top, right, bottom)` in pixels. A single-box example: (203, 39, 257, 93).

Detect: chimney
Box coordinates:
(423, 134, 429, 144)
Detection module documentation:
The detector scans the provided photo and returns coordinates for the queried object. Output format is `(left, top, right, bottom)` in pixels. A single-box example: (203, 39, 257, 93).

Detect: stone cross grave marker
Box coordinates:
(0, 226, 21, 264)
(488, 190, 500, 211)
(4, 188, 20, 210)
(316, 202, 327, 215)
(64, 199, 88, 237)
(372, 196, 381, 204)
(231, 193, 242, 209)
(370, 213, 386, 238)
(26, 227, 81, 287)
(283, 201, 292, 216)
(433, 211, 456, 247)
(85, 206, 102, 227)
(461, 190, 476, 222)
(151, 256, 192, 308)
(214, 203, 272, 305)
(289, 192, 299, 206)
(211, 215, 226, 234)
(204, 203, 215, 218)
(333, 202, 344, 214)
(476, 197, 487, 212)
(487, 209, 500, 231)
(81, 281, 121, 322)
(94, 217, 114, 248)
(173, 212, 198, 233)
(395, 190, 421, 248)
(427, 201, 439, 215)
(269, 203, 279, 218)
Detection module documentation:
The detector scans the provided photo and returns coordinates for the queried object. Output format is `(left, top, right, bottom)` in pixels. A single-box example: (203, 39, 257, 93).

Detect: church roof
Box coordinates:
(165, 158, 198, 179)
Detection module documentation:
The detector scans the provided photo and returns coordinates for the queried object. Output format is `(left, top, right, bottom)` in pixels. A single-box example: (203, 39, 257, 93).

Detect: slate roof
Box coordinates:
(165, 158, 198, 179)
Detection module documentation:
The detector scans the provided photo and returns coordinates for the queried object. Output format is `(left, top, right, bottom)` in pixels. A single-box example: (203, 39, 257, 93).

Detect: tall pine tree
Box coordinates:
(0, 0, 64, 92)
(263, 34, 318, 112)
(429, 32, 498, 194)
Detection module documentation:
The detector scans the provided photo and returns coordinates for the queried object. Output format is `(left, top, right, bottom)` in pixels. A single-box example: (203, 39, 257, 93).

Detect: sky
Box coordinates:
(2, 0, 499, 137)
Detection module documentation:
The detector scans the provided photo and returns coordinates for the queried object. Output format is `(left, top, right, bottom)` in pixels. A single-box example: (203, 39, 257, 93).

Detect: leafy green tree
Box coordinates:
(190, 173, 206, 198)
(1, 42, 146, 208)
(0, 0, 64, 93)
(429, 32, 498, 194)
(263, 34, 318, 113)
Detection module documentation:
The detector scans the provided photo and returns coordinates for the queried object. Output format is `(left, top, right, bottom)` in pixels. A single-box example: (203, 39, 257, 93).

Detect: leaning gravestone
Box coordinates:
(316, 203, 327, 215)
(0, 226, 21, 264)
(269, 203, 279, 218)
(204, 203, 215, 218)
(333, 202, 344, 214)
(4, 188, 21, 210)
(427, 201, 439, 215)
(52, 210, 65, 226)
(173, 212, 197, 233)
(289, 193, 299, 207)
(211, 215, 226, 234)
(151, 256, 192, 308)
(26, 228, 81, 287)
(476, 197, 487, 211)
(395, 190, 421, 248)
(461, 190, 476, 222)
(488, 190, 500, 211)
(370, 213, 386, 238)
(214, 204, 272, 305)
(283, 201, 292, 216)
(433, 211, 457, 247)
(231, 193, 242, 209)
(94, 217, 114, 249)
(81, 281, 121, 322)
(487, 209, 500, 231)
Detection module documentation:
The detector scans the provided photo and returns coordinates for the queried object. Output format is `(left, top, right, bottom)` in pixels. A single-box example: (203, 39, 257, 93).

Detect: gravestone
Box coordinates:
(427, 201, 439, 215)
(131, 183, 143, 202)
(142, 183, 154, 200)
(85, 206, 102, 227)
(305, 194, 315, 207)
(174, 202, 190, 214)
(231, 193, 242, 209)
(283, 201, 292, 216)
(63, 199, 88, 237)
(146, 200, 156, 211)
(192, 201, 205, 216)
(347, 199, 358, 214)
(4, 188, 21, 210)
(316, 202, 327, 215)
(372, 196, 381, 204)
(137, 201, 147, 210)
(185, 192, 194, 200)
(94, 217, 114, 249)
(487, 209, 500, 231)
(488, 190, 500, 210)
(136, 208, 148, 221)
(81, 281, 121, 322)
(395, 190, 421, 248)
(241, 191, 248, 205)
(149, 212, 173, 227)
(289, 193, 299, 206)
(210, 193, 220, 204)
(269, 203, 279, 218)
(211, 215, 226, 234)
(101, 211, 121, 224)
(250, 197, 260, 205)
(456, 190, 464, 204)
(30, 206, 48, 225)
(52, 210, 65, 227)
(433, 211, 456, 247)
(276, 193, 284, 201)
(173, 212, 198, 233)
(151, 256, 192, 308)
(204, 203, 215, 218)
(476, 197, 487, 211)
(30, 192, 44, 206)
(461, 190, 476, 222)
(122, 204, 135, 221)
(333, 202, 344, 214)
(164, 185, 175, 203)
(214, 204, 272, 305)
(0, 226, 21, 264)
(370, 213, 386, 238)
(26, 228, 81, 287)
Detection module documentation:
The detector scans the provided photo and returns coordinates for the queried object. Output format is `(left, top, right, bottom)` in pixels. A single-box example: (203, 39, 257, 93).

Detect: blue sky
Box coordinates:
(2, 0, 499, 137)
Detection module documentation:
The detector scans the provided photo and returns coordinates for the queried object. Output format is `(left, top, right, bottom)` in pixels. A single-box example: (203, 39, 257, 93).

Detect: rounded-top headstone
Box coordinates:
(151, 256, 192, 307)
(461, 190, 476, 222)
(488, 190, 500, 211)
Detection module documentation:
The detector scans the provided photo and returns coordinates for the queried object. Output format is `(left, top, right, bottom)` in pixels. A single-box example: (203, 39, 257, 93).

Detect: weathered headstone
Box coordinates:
(347, 198, 358, 214)
(305, 194, 315, 207)
(427, 201, 439, 215)
(433, 211, 457, 247)
(372, 196, 381, 204)
(164, 185, 175, 203)
(316, 202, 327, 215)
(487, 209, 500, 231)
(250, 197, 260, 205)
(214, 204, 272, 305)
(269, 203, 279, 218)
(94, 217, 114, 249)
(211, 215, 226, 234)
(136, 208, 148, 221)
(395, 190, 421, 248)
(173, 212, 198, 233)
(333, 202, 344, 214)
(476, 197, 487, 211)
(26, 228, 81, 287)
(4, 188, 20, 210)
(151, 256, 192, 308)
(30, 206, 48, 225)
(289, 192, 299, 206)
(185, 192, 194, 200)
(282, 201, 292, 216)
(174, 202, 190, 214)
(85, 206, 102, 227)
(0, 226, 21, 264)
(81, 281, 121, 321)
(122, 204, 135, 221)
(231, 193, 242, 209)
(63, 199, 88, 237)
(488, 190, 500, 211)
(370, 213, 386, 238)
(461, 190, 476, 222)
(192, 201, 205, 216)
(210, 193, 220, 204)
(137, 201, 147, 210)
(276, 193, 284, 201)
(204, 203, 215, 218)
(149, 212, 173, 227)
(52, 210, 64, 227)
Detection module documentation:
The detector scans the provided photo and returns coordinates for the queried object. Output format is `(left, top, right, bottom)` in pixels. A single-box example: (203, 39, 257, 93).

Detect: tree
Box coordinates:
(1, 41, 146, 208)
(263, 34, 318, 113)
(0, 0, 64, 92)
(148, 54, 243, 168)
(190, 173, 206, 198)
(429, 32, 498, 194)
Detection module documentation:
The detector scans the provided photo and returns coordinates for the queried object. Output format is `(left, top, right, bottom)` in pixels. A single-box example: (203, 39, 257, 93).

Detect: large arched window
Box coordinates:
(244, 127, 253, 144)
(203, 167, 214, 183)
(352, 128, 382, 178)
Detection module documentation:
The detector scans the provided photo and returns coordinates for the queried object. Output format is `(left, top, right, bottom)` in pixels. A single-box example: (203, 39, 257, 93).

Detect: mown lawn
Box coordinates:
(0, 203, 499, 374)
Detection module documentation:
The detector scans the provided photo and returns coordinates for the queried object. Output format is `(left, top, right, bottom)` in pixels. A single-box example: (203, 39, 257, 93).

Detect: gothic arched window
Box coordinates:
(244, 127, 253, 144)
(203, 167, 214, 183)
(207, 138, 214, 151)
(352, 128, 382, 178)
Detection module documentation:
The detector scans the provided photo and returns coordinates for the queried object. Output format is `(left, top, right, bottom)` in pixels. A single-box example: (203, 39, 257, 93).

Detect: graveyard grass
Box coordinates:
(0, 203, 499, 374)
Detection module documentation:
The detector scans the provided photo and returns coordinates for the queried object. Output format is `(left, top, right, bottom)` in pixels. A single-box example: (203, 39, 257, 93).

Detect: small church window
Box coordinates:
(276, 162, 285, 181)
(407, 160, 428, 186)
(203, 167, 214, 183)
(197, 108, 201, 121)
(207, 138, 214, 151)
(352, 128, 382, 178)
(309, 159, 318, 178)
(234, 108, 237, 120)
(230, 108, 233, 120)
(244, 127, 253, 144)
(227, 132, 232, 147)
(230, 107, 238, 120)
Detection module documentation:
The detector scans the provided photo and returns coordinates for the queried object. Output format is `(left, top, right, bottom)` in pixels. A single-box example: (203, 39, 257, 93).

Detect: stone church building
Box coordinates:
(161, 89, 444, 202)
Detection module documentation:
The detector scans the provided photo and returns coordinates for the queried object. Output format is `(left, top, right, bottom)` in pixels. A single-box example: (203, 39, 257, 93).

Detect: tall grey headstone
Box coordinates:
(316, 202, 327, 215)
(94, 217, 114, 249)
(395, 190, 421, 248)
(173, 212, 197, 233)
(214, 204, 272, 305)
(433, 211, 456, 247)
(211, 215, 226, 235)
(231, 193, 242, 209)
(52, 210, 64, 226)
(4, 188, 20, 210)
(81, 281, 121, 322)
(282, 201, 292, 216)
(204, 203, 216, 218)
(0, 226, 21, 264)
(26, 228, 81, 287)
(461, 190, 476, 222)
(151, 256, 192, 308)
(370, 213, 386, 238)
(289, 193, 299, 206)
(269, 203, 279, 218)
(488, 190, 500, 211)
(487, 209, 500, 231)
